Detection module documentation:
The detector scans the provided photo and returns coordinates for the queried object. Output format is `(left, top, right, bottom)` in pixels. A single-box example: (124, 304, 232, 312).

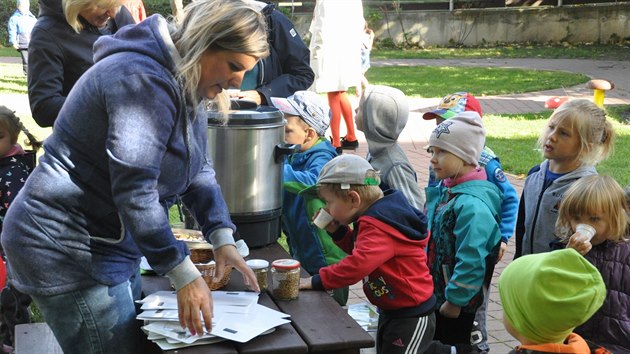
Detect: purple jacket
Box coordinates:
(574, 240, 630, 353)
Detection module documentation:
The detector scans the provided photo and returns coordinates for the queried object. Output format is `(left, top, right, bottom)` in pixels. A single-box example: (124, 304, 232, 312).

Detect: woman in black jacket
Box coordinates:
(27, 0, 135, 127)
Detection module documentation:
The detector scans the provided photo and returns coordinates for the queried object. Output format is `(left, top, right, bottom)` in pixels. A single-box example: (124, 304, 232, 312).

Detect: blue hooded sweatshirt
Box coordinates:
(281, 138, 346, 275)
(1, 15, 235, 296)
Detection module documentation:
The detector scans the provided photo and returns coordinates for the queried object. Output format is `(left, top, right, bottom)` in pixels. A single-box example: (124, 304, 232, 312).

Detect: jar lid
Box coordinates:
(246, 259, 269, 269)
(271, 259, 301, 270)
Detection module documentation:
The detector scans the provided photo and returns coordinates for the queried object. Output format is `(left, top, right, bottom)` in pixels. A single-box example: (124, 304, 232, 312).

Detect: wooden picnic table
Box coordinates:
(141, 242, 375, 354)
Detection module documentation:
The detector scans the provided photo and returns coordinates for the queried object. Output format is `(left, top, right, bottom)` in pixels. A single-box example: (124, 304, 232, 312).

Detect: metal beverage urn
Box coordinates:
(207, 104, 298, 248)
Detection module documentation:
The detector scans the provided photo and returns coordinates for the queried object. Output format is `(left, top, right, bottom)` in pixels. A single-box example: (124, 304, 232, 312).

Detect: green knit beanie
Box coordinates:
(499, 248, 605, 344)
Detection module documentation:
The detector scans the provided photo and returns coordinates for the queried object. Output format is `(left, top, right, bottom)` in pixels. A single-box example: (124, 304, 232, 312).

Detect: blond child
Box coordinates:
(514, 99, 614, 257)
(424, 112, 502, 352)
(299, 154, 436, 354)
(553, 175, 630, 353)
(499, 248, 606, 353)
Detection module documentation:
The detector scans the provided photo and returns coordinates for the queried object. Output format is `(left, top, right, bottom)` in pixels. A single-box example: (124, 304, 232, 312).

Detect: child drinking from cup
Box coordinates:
(553, 175, 630, 352)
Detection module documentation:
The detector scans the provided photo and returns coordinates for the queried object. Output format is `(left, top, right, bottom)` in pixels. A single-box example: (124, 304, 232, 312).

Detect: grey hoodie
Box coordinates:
(359, 85, 425, 209)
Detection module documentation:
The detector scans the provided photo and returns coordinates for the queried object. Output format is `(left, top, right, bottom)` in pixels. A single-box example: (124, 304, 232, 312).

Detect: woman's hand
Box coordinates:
(177, 277, 212, 336)
(236, 90, 262, 105)
(566, 233, 592, 255)
(439, 301, 461, 319)
(213, 244, 260, 292)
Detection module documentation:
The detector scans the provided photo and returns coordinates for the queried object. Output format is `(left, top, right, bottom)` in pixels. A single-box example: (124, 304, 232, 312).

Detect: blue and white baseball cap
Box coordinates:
(271, 91, 330, 136)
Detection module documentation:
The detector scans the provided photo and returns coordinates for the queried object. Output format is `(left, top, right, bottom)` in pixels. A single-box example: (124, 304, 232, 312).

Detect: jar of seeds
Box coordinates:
(246, 259, 269, 291)
(271, 259, 301, 300)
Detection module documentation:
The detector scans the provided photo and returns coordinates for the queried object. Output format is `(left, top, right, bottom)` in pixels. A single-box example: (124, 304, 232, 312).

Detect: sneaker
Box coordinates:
(454, 343, 478, 354)
(340, 137, 359, 150)
(335, 147, 343, 155)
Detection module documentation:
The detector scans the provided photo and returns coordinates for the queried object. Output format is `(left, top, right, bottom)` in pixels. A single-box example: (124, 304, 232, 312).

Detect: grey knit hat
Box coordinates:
(428, 111, 485, 166)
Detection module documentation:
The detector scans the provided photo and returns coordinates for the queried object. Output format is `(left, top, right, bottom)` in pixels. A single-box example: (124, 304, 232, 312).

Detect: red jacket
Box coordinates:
(314, 191, 435, 314)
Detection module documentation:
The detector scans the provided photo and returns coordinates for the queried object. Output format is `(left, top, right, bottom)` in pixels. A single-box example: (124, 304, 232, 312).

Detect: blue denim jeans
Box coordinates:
(30, 271, 143, 354)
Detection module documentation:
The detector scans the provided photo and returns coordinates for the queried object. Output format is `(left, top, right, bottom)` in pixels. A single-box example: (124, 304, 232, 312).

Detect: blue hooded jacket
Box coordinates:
(1, 15, 234, 296)
(281, 139, 346, 275)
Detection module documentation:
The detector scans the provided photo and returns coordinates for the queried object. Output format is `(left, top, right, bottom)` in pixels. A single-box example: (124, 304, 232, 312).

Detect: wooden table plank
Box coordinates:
(274, 291, 375, 353)
(249, 244, 375, 353)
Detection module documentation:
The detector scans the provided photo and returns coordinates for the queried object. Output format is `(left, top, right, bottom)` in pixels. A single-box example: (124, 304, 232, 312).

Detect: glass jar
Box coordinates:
(271, 259, 301, 300)
(246, 259, 269, 291)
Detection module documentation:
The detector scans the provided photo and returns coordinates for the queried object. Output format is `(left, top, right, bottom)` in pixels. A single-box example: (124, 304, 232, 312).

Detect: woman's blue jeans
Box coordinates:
(30, 271, 143, 354)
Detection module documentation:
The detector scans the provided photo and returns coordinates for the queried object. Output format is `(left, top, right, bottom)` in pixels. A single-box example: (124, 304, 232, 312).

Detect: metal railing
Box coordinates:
(274, 0, 630, 12)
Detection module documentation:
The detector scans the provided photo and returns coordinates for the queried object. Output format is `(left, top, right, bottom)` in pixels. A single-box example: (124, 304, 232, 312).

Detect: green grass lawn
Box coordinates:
(372, 42, 630, 61)
(0, 63, 26, 94)
(0, 47, 20, 57)
(365, 66, 587, 97)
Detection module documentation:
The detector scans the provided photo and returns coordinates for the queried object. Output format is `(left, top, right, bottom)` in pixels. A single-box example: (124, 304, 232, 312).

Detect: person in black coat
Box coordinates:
(27, 0, 135, 127)
(232, 1, 314, 105)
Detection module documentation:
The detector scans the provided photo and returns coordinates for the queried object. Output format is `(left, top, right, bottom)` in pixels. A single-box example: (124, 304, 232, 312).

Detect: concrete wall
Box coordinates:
(289, 3, 630, 46)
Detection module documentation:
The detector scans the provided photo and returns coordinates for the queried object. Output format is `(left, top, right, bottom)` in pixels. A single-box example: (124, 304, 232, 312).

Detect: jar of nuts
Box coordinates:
(246, 259, 269, 291)
(271, 259, 301, 301)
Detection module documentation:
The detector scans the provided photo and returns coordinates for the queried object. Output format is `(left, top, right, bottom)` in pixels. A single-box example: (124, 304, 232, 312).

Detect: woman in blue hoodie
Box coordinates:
(1, 1, 268, 353)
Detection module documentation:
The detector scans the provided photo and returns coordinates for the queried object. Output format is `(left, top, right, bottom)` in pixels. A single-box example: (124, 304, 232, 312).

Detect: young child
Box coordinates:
(270, 91, 348, 305)
(499, 248, 606, 353)
(299, 154, 436, 354)
(424, 112, 502, 352)
(554, 175, 630, 353)
(356, 85, 424, 210)
(424, 92, 518, 353)
(514, 99, 614, 258)
(0, 106, 41, 353)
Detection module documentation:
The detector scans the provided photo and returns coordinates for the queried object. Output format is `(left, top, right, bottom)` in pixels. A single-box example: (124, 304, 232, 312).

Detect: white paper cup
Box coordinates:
(313, 209, 333, 229)
(575, 223, 596, 242)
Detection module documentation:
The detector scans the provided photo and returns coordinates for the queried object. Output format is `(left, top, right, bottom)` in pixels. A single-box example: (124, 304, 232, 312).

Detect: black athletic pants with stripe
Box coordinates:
(376, 311, 436, 354)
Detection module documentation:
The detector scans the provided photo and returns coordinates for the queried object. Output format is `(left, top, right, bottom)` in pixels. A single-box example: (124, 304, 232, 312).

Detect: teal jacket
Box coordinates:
(281, 138, 346, 275)
(425, 175, 502, 314)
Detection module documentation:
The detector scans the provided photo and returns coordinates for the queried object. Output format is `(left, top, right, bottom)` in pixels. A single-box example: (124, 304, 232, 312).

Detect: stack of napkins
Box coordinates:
(137, 291, 291, 350)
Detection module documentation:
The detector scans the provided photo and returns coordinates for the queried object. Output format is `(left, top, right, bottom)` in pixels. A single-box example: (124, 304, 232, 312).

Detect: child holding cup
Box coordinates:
(271, 91, 348, 305)
(553, 175, 630, 352)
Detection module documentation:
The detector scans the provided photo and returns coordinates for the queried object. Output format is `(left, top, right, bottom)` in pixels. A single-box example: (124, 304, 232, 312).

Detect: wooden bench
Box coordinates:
(15, 323, 63, 354)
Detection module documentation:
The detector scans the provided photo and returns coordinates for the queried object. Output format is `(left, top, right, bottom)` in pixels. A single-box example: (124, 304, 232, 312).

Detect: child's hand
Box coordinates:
(299, 277, 313, 290)
(439, 301, 461, 319)
(324, 220, 341, 234)
(496, 241, 508, 263)
(566, 232, 593, 255)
